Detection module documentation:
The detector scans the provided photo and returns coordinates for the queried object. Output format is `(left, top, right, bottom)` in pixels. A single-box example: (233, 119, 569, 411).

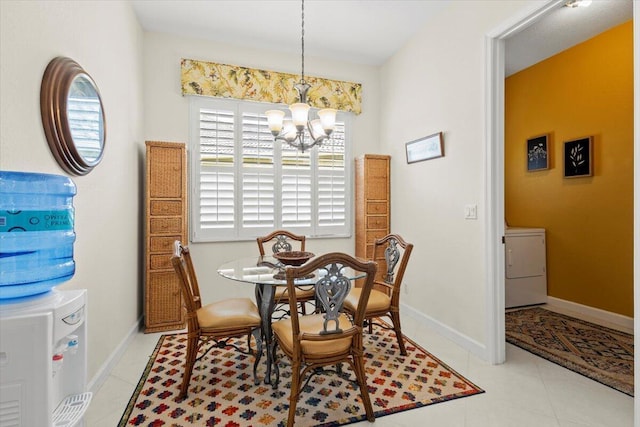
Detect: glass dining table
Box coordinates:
(217, 255, 365, 387)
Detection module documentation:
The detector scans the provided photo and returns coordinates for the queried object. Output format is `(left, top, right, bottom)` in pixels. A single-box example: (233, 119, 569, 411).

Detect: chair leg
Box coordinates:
(270, 340, 281, 389)
(389, 311, 406, 355)
(180, 334, 199, 398)
(353, 354, 375, 422)
(287, 361, 301, 427)
(368, 318, 373, 334)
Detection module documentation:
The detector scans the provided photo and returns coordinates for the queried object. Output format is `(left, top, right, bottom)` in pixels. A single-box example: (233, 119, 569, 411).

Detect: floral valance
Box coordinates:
(180, 58, 362, 115)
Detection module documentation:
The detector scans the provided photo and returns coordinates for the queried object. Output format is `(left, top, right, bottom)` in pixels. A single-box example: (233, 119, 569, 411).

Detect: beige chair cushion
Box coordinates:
(344, 288, 391, 314)
(197, 297, 261, 329)
(274, 285, 315, 300)
(272, 313, 353, 356)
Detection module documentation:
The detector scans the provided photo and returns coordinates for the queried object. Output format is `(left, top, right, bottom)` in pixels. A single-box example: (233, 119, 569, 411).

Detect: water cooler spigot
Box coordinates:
(66, 335, 78, 355)
(52, 353, 63, 378)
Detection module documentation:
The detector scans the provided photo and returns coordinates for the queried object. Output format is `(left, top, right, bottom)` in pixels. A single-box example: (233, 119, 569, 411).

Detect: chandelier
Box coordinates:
(265, 0, 337, 152)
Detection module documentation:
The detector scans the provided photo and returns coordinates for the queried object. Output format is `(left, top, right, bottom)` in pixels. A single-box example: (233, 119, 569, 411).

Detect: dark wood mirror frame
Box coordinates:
(40, 56, 106, 176)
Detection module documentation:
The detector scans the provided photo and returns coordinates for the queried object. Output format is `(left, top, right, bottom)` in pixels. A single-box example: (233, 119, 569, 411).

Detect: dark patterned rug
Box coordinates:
(118, 320, 484, 426)
(505, 307, 634, 396)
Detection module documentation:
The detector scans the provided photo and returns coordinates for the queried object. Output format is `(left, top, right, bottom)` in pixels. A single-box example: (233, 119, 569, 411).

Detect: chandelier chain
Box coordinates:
(301, 0, 305, 83)
(265, 0, 336, 152)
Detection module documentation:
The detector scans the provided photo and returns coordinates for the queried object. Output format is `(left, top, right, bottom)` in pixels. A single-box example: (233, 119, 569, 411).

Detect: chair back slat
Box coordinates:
(257, 229, 306, 256)
(373, 234, 413, 304)
(171, 241, 203, 313)
(285, 252, 377, 338)
(272, 235, 293, 253)
(315, 262, 352, 334)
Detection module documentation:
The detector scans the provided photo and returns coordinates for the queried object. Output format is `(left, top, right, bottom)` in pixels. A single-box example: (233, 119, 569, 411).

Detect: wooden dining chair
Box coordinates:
(271, 252, 377, 427)
(171, 241, 263, 398)
(344, 233, 413, 355)
(257, 230, 315, 315)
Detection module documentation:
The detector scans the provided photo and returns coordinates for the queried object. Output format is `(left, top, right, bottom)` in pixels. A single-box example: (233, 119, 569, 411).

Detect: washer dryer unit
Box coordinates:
(504, 227, 547, 308)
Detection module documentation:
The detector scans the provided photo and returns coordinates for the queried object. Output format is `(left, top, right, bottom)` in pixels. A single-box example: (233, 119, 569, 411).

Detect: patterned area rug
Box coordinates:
(119, 321, 484, 426)
(505, 307, 634, 396)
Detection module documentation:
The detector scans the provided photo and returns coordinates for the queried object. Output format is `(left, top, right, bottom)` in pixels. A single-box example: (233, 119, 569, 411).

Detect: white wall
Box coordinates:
(379, 1, 538, 351)
(0, 1, 144, 381)
(142, 32, 381, 304)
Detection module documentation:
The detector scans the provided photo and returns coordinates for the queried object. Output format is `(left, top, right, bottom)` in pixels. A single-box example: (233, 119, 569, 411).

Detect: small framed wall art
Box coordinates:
(563, 136, 593, 178)
(526, 134, 549, 171)
(405, 132, 444, 164)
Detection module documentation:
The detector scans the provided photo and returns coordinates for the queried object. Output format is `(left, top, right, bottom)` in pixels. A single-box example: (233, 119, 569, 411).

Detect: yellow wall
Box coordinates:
(505, 21, 633, 317)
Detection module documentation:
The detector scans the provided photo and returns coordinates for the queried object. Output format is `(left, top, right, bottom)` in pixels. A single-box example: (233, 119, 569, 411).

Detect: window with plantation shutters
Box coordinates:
(189, 97, 351, 242)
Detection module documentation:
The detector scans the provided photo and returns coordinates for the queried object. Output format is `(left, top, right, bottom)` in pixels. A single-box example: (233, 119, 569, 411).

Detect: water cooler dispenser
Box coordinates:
(0, 171, 92, 426)
(0, 290, 91, 426)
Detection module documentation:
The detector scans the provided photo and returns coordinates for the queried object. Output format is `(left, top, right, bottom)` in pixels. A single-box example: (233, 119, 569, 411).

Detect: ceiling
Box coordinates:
(505, 0, 632, 76)
(132, 0, 633, 74)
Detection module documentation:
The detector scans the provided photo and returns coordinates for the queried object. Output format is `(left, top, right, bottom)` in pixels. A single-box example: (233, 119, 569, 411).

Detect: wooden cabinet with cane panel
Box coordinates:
(355, 154, 390, 286)
(144, 141, 187, 333)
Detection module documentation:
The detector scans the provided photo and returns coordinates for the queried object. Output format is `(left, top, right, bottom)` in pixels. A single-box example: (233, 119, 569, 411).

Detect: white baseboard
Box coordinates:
(87, 316, 143, 393)
(399, 297, 633, 365)
(400, 302, 487, 361)
(546, 296, 633, 332)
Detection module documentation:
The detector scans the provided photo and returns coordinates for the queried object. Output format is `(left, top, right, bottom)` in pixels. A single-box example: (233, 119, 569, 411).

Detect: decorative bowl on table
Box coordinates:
(273, 251, 315, 266)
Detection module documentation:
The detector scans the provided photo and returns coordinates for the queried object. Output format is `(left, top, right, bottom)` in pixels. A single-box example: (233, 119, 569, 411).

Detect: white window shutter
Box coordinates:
(315, 121, 347, 235)
(189, 97, 351, 242)
(191, 101, 236, 240)
(199, 170, 235, 229)
(240, 111, 276, 233)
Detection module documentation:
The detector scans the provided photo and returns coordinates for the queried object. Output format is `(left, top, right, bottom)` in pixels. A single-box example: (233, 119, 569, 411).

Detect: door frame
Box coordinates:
(485, 0, 565, 365)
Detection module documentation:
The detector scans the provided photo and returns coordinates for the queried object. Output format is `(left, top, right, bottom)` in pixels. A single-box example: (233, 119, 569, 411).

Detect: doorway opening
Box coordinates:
(485, 0, 637, 371)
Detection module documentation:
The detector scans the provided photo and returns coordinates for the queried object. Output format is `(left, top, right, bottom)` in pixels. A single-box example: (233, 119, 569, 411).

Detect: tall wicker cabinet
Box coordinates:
(355, 154, 390, 283)
(144, 141, 187, 333)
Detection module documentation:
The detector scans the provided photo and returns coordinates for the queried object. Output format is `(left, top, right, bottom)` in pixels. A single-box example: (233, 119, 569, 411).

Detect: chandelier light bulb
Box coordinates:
(265, 110, 285, 135)
(282, 120, 297, 142)
(290, 103, 310, 129)
(317, 108, 337, 135)
(310, 119, 324, 139)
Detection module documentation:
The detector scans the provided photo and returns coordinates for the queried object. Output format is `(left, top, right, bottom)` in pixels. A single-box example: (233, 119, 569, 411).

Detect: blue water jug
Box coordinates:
(0, 171, 77, 300)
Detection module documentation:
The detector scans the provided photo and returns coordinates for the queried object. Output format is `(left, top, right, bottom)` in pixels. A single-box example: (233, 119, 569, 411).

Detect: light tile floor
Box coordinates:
(85, 308, 634, 427)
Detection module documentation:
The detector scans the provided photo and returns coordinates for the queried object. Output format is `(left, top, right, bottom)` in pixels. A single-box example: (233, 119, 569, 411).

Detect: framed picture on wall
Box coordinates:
(526, 134, 549, 171)
(405, 132, 444, 164)
(563, 136, 593, 178)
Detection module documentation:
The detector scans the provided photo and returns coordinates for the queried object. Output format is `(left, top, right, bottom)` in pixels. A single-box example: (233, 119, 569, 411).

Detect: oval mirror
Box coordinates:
(41, 57, 106, 176)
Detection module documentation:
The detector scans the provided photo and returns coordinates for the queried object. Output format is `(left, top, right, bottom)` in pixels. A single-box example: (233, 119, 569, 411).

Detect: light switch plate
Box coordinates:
(465, 204, 477, 220)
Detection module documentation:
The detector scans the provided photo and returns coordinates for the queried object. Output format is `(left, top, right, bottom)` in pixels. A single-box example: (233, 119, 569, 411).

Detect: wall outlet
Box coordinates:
(465, 204, 478, 220)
